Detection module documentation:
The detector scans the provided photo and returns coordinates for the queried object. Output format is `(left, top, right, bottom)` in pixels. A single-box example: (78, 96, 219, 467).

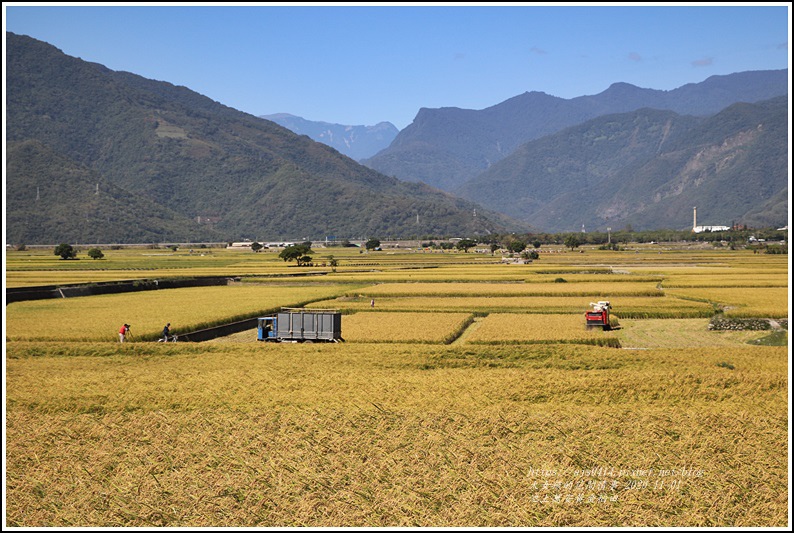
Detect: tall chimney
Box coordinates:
(693, 206, 697, 231)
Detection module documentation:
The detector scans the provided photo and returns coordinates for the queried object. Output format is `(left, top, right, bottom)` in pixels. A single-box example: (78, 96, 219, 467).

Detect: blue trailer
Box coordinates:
(257, 308, 343, 343)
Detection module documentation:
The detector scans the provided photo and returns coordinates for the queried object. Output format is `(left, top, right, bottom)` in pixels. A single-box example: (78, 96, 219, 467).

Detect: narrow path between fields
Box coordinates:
(450, 316, 485, 345)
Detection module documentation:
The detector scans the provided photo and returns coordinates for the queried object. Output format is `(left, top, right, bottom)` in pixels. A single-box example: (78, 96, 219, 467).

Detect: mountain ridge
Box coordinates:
(363, 69, 788, 192)
(6, 32, 523, 245)
(260, 113, 399, 161)
(454, 97, 788, 232)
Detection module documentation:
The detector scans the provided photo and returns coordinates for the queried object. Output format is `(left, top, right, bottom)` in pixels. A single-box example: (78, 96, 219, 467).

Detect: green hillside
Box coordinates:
(5, 33, 524, 244)
(456, 97, 788, 232)
(6, 140, 224, 244)
(365, 70, 788, 192)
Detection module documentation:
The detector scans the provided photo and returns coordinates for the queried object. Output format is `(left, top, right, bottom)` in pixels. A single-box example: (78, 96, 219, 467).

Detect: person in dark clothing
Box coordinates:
(162, 323, 171, 342)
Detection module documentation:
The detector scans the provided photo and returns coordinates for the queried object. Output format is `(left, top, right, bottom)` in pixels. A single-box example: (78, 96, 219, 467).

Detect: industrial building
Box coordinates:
(692, 207, 730, 233)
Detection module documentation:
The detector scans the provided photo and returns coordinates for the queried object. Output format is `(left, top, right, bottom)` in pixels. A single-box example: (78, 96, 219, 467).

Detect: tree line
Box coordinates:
(47, 225, 787, 263)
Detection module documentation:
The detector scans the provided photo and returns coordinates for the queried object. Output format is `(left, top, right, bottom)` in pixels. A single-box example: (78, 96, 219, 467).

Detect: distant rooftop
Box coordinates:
(693, 225, 730, 233)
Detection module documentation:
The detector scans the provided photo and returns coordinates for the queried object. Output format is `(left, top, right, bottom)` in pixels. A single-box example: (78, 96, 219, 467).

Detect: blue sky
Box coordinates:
(4, 3, 790, 130)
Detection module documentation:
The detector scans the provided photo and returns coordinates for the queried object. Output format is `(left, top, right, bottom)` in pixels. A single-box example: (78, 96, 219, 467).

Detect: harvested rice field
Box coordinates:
(4, 245, 789, 527)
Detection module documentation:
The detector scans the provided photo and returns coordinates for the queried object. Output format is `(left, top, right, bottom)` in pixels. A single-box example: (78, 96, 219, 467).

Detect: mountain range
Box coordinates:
(4, 32, 789, 244)
(455, 97, 788, 232)
(260, 113, 398, 161)
(363, 70, 788, 192)
(5, 33, 521, 245)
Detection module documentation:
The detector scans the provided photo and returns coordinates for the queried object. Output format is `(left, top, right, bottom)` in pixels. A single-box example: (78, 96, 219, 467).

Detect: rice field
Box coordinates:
(5, 283, 359, 342)
(616, 318, 775, 349)
(660, 273, 789, 288)
(4, 248, 300, 287)
(341, 312, 474, 344)
(352, 282, 662, 298)
(3, 245, 789, 527)
(307, 295, 716, 318)
(5, 342, 788, 527)
(664, 287, 789, 318)
(463, 313, 621, 347)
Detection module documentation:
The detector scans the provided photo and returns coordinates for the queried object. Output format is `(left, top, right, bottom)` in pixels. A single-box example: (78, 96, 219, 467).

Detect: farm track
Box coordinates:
(449, 316, 486, 345)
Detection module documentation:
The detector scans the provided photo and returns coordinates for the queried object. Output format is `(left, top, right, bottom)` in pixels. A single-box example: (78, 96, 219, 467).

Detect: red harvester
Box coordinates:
(585, 301, 612, 331)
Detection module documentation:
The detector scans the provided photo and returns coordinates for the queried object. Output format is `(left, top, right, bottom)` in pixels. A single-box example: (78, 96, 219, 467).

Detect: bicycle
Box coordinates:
(157, 335, 179, 343)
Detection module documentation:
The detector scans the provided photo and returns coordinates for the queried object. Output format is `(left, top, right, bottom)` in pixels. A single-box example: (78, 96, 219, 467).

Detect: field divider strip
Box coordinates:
(448, 314, 486, 345)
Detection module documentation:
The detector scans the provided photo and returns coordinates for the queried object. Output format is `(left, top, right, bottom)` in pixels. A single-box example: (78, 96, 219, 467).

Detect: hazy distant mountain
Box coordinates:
(6, 33, 524, 244)
(261, 113, 399, 161)
(455, 96, 788, 232)
(363, 70, 788, 191)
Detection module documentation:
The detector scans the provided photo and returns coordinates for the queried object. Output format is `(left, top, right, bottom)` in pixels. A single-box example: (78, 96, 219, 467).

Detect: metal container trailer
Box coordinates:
(258, 308, 343, 342)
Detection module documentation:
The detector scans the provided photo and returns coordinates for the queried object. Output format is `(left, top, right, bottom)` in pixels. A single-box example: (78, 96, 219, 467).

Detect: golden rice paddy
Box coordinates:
(308, 295, 715, 318)
(3, 245, 789, 527)
(5, 283, 358, 342)
(341, 312, 474, 344)
(352, 281, 662, 297)
(664, 287, 789, 318)
(464, 313, 621, 347)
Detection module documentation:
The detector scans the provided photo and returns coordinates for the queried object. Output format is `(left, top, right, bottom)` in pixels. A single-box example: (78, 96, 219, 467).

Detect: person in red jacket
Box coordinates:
(119, 324, 130, 343)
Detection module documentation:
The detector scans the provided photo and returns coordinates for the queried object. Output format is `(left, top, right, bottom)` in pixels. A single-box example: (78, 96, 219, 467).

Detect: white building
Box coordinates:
(693, 225, 731, 233)
(227, 241, 257, 250)
(692, 207, 729, 233)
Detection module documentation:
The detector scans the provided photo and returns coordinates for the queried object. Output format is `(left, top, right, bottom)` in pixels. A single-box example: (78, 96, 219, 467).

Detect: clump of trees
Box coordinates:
(327, 255, 339, 272)
(87, 248, 105, 260)
(279, 242, 313, 266)
(455, 239, 477, 252)
(522, 250, 540, 261)
(421, 241, 456, 250)
(563, 235, 581, 251)
(762, 244, 787, 255)
(54, 243, 77, 260)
